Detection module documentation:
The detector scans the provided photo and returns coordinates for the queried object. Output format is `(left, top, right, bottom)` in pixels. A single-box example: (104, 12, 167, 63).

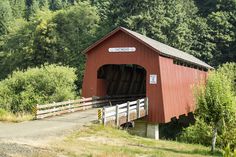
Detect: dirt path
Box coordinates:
(0, 108, 98, 157)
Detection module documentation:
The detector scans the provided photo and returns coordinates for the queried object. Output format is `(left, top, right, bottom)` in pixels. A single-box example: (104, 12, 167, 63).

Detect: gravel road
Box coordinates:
(0, 108, 98, 157)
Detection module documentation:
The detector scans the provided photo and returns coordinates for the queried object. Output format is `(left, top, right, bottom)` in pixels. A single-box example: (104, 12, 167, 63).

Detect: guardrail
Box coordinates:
(99, 97, 148, 126)
(35, 95, 144, 119)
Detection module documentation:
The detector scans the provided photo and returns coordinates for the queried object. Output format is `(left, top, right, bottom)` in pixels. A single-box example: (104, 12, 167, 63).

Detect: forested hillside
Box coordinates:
(0, 0, 236, 88)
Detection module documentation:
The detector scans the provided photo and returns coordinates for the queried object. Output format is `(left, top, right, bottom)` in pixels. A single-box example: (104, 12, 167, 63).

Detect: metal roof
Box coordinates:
(84, 27, 213, 69)
(121, 27, 213, 69)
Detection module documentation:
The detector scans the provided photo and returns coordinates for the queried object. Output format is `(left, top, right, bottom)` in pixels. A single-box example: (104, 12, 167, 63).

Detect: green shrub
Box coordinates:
(217, 62, 236, 94)
(179, 118, 236, 149)
(219, 120, 236, 149)
(0, 108, 8, 117)
(0, 64, 77, 113)
(178, 118, 212, 146)
(179, 63, 236, 152)
(223, 144, 236, 157)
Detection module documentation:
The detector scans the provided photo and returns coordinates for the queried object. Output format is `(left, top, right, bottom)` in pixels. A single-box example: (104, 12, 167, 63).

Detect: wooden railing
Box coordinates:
(35, 95, 144, 119)
(99, 97, 148, 126)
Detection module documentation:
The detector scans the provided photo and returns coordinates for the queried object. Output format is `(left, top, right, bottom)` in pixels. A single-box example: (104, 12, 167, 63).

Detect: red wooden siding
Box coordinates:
(96, 79, 107, 96)
(158, 55, 207, 122)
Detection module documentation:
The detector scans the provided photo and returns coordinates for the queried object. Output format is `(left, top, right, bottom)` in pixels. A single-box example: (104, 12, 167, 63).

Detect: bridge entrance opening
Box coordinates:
(97, 64, 146, 99)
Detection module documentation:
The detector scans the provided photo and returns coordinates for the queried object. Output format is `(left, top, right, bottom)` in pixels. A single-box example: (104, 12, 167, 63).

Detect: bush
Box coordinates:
(223, 144, 236, 157)
(179, 63, 236, 151)
(219, 120, 236, 149)
(0, 64, 77, 113)
(179, 118, 236, 149)
(178, 118, 212, 146)
(0, 108, 8, 117)
(217, 62, 236, 94)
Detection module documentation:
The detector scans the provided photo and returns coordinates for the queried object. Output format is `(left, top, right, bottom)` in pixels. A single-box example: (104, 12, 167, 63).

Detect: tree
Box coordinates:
(26, 0, 40, 20)
(49, 0, 76, 10)
(195, 71, 235, 153)
(195, 0, 236, 17)
(0, 20, 38, 79)
(8, 0, 26, 18)
(186, 17, 215, 62)
(0, 0, 13, 35)
(38, 0, 50, 10)
(49, 0, 64, 10)
(194, 0, 236, 65)
(47, 2, 100, 87)
(0, 2, 100, 89)
(206, 11, 236, 65)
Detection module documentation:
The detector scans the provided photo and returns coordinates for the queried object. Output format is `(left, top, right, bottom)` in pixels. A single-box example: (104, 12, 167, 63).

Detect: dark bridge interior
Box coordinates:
(97, 64, 146, 97)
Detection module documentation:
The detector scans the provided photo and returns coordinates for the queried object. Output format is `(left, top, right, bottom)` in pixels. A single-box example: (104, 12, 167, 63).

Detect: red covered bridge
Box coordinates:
(82, 27, 213, 138)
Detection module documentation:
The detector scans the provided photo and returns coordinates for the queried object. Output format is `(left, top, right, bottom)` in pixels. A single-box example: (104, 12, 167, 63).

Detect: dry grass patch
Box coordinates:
(50, 124, 222, 157)
(0, 109, 33, 122)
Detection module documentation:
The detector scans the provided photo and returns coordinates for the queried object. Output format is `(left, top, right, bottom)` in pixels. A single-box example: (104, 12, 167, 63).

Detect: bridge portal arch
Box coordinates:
(96, 64, 146, 97)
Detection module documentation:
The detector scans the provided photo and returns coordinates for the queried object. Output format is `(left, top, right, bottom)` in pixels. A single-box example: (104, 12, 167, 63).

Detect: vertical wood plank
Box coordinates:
(53, 102, 56, 116)
(102, 107, 106, 125)
(116, 105, 119, 127)
(71, 100, 74, 112)
(36, 104, 39, 119)
(145, 97, 149, 115)
(137, 99, 140, 119)
(127, 102, 130, 122)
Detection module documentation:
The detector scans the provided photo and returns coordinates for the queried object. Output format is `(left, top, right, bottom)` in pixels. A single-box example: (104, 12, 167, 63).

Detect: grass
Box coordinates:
(0, 108, 33, 122)
(48, 124, 222, 157)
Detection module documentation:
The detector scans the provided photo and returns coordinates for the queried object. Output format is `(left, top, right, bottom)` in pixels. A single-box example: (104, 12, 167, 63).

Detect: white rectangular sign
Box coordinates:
(150, 74, 157, 84)
(108, 47, 136, 53)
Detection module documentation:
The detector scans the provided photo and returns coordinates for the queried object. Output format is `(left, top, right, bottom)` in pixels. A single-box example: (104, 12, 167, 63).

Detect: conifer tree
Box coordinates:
(0, 0, 13, 35)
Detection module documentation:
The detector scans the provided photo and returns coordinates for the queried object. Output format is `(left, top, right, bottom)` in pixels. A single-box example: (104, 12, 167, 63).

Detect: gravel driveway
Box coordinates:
(0, 108, 98, 157)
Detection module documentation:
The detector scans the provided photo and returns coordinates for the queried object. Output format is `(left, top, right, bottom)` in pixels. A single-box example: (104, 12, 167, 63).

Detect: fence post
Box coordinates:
(83, 98, 86, 110)
(70, 100, 74, 112)
(116, 105, 119, 127)
(92, 96, 95, 108)
(144, 97, 149, 115)
(53, 102, 56, 116)
(137, 99, 140, 119)
(127, 101, 130, 122)
(68, 100, 71, 113)
(102, 107, 106, 125)
(35, 104, 38, 119)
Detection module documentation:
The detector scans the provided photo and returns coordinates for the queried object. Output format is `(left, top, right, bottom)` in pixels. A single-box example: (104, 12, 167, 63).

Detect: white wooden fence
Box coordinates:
(99, 97, 148, 126)
(35, 95, 143, 119)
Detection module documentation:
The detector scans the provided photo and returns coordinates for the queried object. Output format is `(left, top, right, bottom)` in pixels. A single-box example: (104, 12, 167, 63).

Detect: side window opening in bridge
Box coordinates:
(97, 64, 146, 103)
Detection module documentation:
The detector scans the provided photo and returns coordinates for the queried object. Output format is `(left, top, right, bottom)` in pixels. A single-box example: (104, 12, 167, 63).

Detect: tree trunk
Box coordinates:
(211, 127, 217, 153)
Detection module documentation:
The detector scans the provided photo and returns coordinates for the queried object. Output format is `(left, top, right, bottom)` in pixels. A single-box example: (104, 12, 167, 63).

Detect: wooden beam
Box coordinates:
(115, 65, 125, 95)
(139, 72, 146, 94)
(116, 105, 119, 126)
(107, 65, 119, 95)
(127, 66, 137, 95)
